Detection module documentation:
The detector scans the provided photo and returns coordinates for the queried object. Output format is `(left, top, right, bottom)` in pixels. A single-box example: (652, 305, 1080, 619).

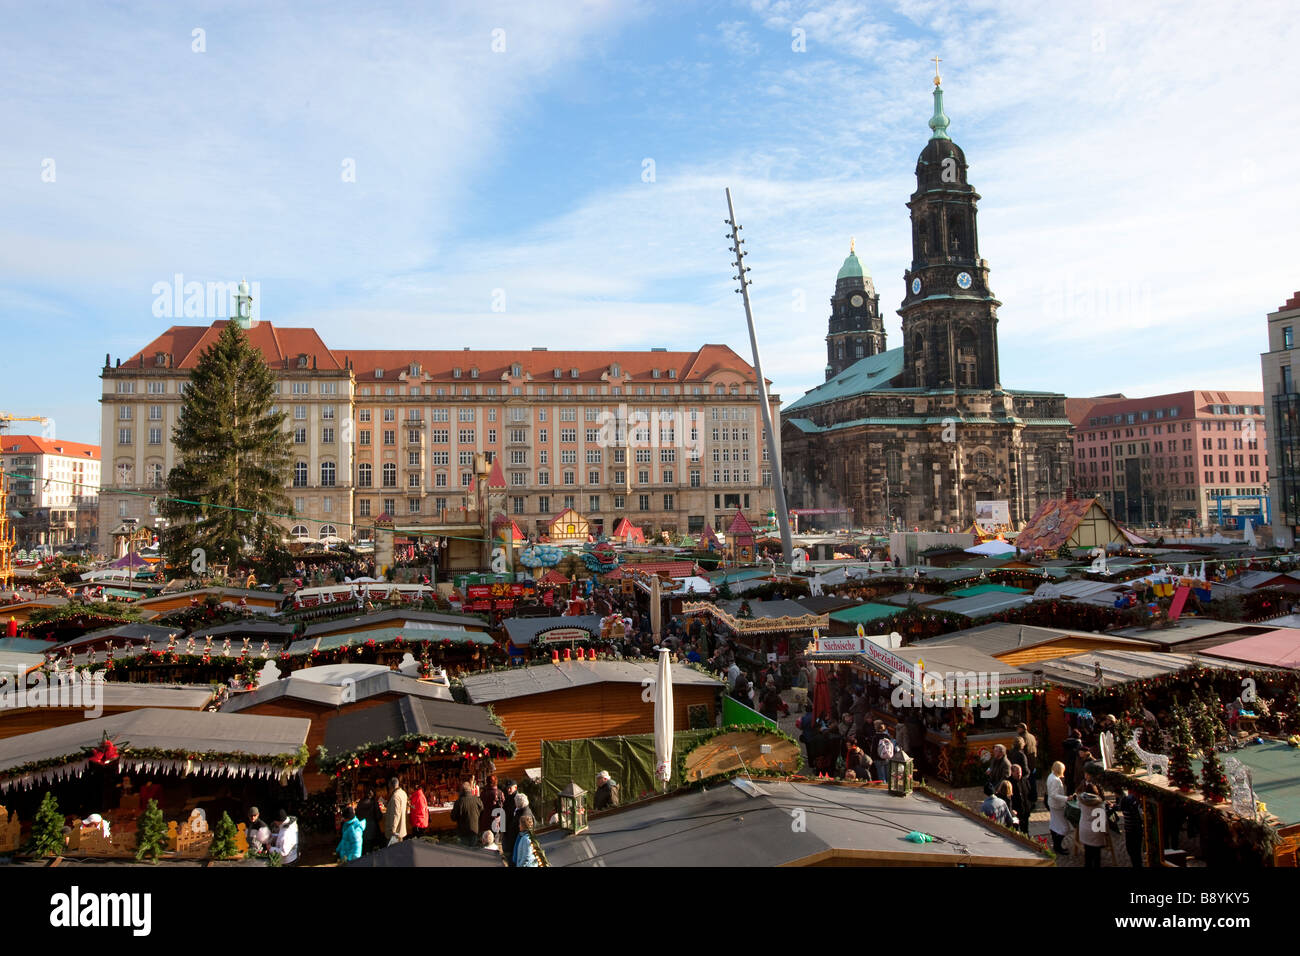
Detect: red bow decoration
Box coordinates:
(89, 737, 119, 765)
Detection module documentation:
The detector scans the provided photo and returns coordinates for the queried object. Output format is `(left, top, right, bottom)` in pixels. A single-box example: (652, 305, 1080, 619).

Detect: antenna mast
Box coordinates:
(724, 188, 794, 567)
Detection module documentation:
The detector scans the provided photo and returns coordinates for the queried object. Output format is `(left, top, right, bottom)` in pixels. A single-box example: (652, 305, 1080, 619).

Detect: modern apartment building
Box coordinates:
(1262, 291, 1300, 547)
(1071, 391, 1268, 530)
(99, 319, 779, 554)
(0, 435, 101, 548)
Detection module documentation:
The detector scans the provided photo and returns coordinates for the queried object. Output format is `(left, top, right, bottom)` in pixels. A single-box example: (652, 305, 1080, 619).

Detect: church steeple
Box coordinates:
(899, 75, 1001, 391)
(826, 240, 885, 379)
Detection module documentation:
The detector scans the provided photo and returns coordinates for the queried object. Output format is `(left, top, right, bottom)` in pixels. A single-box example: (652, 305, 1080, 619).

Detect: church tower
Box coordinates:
(825, 240, 885, 379)
(899, 71, 1001, 390)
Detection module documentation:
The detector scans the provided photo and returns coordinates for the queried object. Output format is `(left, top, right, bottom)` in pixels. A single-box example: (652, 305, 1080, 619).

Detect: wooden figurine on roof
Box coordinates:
(725, 510, 756, 565)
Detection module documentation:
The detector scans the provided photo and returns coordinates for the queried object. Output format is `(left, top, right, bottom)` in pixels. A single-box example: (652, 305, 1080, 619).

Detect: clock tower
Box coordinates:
(899, 74, 1001, 390)
(825, 240, 885, 380)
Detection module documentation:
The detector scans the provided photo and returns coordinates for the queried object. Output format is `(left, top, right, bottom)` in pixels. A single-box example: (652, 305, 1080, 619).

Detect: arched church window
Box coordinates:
(855, 342, 864, 359)
(957, 327, 977, 386)
(886, 450, 903, 485)
(837, 344, 844, 360)
(975, 452, 989, 470)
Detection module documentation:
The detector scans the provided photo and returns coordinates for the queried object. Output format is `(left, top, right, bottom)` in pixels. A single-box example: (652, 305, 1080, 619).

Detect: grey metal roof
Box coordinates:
(0, 638, 57, 654)
(95, 684, 214, 709)
(715, 599, 818, 620)
(345, 839, 504, 868)
(927, 592, 1034, 619)
(461, 659, 722, 704)
(1035, 650, 1264, 690)
(1032, 579, 1126, 601)
(1110, 619, 1271, 647)
(303, 608, 489, 637)
(52, 622, 182, 651)
(791, 597, 860, 615)
(0, 651, 44, 675)
(321, 696, 509, 757)
(536, 778, 1050, 867)
(879, 591, 947, 606)
(502, 615, 603, 647)
(191, 621, 297, 640)
(1232, 570, 1298, 591)
(914, 622, 1158, 656)
(0, 709, 311, 774)
(220, 670, 452, 713)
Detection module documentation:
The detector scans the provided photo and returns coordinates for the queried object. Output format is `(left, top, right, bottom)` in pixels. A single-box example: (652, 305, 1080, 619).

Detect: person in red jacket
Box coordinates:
(409, 784, 430, 836)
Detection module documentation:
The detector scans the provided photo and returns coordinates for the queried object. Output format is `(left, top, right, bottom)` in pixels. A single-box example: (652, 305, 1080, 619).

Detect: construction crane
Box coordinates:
(0, 414, 51, 593)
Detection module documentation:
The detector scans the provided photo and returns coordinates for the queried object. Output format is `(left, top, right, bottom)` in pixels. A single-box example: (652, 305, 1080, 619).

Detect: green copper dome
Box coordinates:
(837, 249, 868, 281)
(929, 84, 951, 140)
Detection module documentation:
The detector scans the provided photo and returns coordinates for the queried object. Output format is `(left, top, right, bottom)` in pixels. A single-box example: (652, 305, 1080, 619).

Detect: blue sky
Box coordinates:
(2, 0, 1298, 444)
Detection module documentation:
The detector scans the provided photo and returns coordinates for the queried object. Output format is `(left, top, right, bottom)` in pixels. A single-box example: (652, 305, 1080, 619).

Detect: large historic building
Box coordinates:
(1262, 290, 1300, 547)
(781, 76, 1074, 530)
(0, 435, 100, 548)
(98, 290, 779, 556)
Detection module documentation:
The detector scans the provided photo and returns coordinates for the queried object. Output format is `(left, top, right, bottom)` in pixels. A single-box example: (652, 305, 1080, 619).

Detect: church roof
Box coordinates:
(783, 348, 904, 413)
(837, 250, 868, 281)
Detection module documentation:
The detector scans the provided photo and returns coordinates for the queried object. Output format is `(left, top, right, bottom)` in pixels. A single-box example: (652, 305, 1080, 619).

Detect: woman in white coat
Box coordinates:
(1046, 760, 1070, 854)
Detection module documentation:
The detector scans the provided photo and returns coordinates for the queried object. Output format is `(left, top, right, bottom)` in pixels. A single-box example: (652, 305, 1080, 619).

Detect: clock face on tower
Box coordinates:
(850, 294, 864, 307)
(911, 277, 922, 295)
(956, 271, 972, 290)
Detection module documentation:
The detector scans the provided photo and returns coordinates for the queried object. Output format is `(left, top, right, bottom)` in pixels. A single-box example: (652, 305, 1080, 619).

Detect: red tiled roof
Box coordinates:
(123, 321, 342, 371)
(487, 458, 506, 489)
(608, 561, 696, 579)
(726, 510, 754, 537)
(1075, 390, 1265, 431)
(1065, 395, 1125, 428)
(612, 518, 645, 543)
(0, 436, 100, 459)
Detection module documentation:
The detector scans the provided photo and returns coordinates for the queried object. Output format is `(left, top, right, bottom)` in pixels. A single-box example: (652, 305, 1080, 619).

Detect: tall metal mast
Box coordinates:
(725, 188, 794, 567)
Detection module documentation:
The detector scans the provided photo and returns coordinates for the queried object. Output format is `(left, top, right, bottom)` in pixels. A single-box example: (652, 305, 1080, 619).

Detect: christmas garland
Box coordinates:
(0, 742, 309, 784)
(318, 731, 517, 775)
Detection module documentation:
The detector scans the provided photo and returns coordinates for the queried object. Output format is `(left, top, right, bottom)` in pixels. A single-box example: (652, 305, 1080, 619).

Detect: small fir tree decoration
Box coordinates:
(209, 811, 239, 859)
(1189, 694, 1217, 754)
(135, 798, 168, 862)
(28, 792, 66, 857)
(1113, 714, 1143, 772)
(1167, 703, 1198, 791)
(1200, 746, 1230, 803)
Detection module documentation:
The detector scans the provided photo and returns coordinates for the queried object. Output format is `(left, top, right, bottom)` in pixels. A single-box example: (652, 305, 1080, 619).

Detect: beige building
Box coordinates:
(0, 435, 100, 548)
(1262, 291, 1300, 547)
(100, 319, 779, 557)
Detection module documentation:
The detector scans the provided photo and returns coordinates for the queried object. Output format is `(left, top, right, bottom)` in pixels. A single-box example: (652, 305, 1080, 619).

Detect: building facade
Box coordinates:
(1072, 391, 1268, 530)
(1262, 291, 1300, 547)
(0, 435, 101, 548)
(100, 320, 780, 554)
(781, 78, 1073, 530)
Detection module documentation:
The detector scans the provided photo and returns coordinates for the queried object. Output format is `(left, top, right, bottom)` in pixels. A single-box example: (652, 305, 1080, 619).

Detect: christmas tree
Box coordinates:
(209, 811, 239, 859)
(1189, 695, 1216, 754)
(135, 799, 167, 862)
(1200, 746, 1230, 803)
(27, 792, 65, 857)
(1167, 703, 1198, 791)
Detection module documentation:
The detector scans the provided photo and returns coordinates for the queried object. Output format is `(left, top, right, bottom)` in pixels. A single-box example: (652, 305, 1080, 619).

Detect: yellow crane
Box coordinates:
(0, 414, 51, 593)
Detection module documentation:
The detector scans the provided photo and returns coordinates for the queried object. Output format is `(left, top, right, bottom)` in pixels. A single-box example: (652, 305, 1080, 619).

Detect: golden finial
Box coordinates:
(932, 55, 942, 86)
(850, 237, 855, 253)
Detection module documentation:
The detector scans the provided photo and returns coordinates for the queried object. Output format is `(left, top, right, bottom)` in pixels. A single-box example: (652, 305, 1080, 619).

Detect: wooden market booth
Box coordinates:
(318, 696, 515, 833)
(683, 598, 826, 671)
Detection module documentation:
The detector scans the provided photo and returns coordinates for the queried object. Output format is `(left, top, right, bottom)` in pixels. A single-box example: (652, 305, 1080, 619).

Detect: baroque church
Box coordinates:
(781, 75, 1074, 530)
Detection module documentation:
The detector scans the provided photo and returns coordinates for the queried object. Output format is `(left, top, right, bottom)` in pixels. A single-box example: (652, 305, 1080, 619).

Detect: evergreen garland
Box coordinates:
(27, 792, 65, 858)
(209, 811, 239, 859)
(1166, 703, 1198, 791)
(1200, 746, 1230, 803)
(135, 799, 168, 862)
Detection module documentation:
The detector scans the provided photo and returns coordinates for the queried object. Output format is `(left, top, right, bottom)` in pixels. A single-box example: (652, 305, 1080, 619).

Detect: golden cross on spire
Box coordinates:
(932, 55, 942, 86)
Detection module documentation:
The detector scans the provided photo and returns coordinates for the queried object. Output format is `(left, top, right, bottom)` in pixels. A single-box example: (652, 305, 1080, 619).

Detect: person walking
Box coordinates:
(513, 814, 540, 867)
(336, 806, 366, 862)
(1077, 784, 1109, 869)
(479, 774, 505, 835)
(986, 743, 1012, 788)
(1007, 764, 1031, 834)
(1119, 785, 1145, 868)
(409, 783, 429, 837)
(1046, 761, 1070, 855)
(450, 782, 483, 847)
(382, 777, 408, 846)
(355, 789, 382, 853)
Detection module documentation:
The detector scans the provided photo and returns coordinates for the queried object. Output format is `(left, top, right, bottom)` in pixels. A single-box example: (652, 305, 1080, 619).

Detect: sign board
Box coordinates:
(974, 499, 1011, 530)
(816, 636, 866, 654)
(537, 627, 595, 644)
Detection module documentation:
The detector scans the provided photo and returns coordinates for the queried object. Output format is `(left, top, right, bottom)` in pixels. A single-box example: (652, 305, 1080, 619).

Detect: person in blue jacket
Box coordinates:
(512, 814, 540, 868)
(336, 805, 366, 862)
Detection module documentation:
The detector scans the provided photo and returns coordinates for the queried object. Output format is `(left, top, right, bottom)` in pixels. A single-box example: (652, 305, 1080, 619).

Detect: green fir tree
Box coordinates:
(159, 321, 293, 571)
(1200, 746, 1230, 803)
(1166, 703, 1198, 790)
(27, 792, 65, 858)
(1113, 715, 1143, 772)
(134, 798, 168, 862)
(208, 811, 239, 859)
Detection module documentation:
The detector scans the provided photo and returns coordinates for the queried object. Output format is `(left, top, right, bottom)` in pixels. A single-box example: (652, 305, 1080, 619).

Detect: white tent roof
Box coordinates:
(964, 539, 1016, 556)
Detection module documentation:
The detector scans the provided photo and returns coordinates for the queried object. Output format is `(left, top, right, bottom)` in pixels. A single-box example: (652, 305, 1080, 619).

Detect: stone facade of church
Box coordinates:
(781, 80, 1074, 531)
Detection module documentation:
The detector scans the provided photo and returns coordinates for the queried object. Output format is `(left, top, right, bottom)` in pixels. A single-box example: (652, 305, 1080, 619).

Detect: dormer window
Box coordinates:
(511, 364, 521, 377)
(554, 368, 562, 379)
(154, 352, 167, 367)
(297, 354, 309, 369)
(470, 367, 479, 379)
(652, 368, 660, 379)
(610, 364, 621, 378)
(570, 368, 579, 379)
(375, 368, 384, 379)
(453, 368, 462, 378)
(409, 362, 421, 377)
(668, 369, 677, 379)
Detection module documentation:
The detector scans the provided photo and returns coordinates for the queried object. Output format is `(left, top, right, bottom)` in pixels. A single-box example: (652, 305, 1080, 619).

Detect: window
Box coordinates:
(118, 427, 132, 445)
(461, 472, 472, 487)
(560, 450, 577, 465)
(560, 408, 577, 421)
(510, 472, 526, 487)
(408, 472, 421, 488)
(539, 450, 549, 465)
(663, 494, 674, 510)
(510, 429, 526, 443)
(432, 408, 449, 422)
(359, 430, 371, 446)
(431, 429, 448, 443)
(118, 405, 133, 421)
(614, 495, 625, 509)
(538, 471, 550, 485)
(148, 427, 162, 445)
(321, 462, 336, 487)
(487, 430, 496, 443)
(293, 462, 308, 487)
(585, 428, 600, 443)
(539, 429, 548, 443)
(563, 471, 575, 485)
(638, 470, 650, 484)
(662, 469, 674, 484)
(638, 494, 650, 511)
(560, 428, 576, 443)
(358, 463, 372, 487)
(539, 496, 550, 513)
(382, 463, 397, 487)
(322, 427, 335, 443)
(291, 382, 310, 395)
(690, 471, 701, 487)
(383, 409, 396, 422)
(358, 498, 371, 517)
(115, 381, 135, 394)
(147, 463, 164, 488)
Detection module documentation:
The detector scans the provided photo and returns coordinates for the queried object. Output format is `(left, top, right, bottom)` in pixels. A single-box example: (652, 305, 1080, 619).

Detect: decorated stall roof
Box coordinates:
(607, 560, 698, 580)
(1013, 498, 1128, 553)
(51, 622, 182, 653)
(285, 624, 493, 657)
(302, 608, 488, 637)
(460, 658, 721, 705)
(913, 622, 1158, 658)
(612, 518, 646, 544)
(1032, 650, 1264, 691)
(807, 640, 1037, 699)
(879, 591, 948, 606)
(319, 695, 514, 770)
(535, 778, 1051, 867)
(501, 614, 604, 647)
(221, 668, 452, 713)
(0, 708, 311, 790)
(685, 599, 827, 635)
(190, 621, 297, 640)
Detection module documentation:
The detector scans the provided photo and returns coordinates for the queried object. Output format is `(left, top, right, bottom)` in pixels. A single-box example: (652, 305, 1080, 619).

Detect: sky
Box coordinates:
(1, 0, 1297, 444)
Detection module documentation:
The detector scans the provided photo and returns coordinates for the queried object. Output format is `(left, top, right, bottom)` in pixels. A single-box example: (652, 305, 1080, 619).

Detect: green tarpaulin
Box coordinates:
(542, 731, 712, 810)
(722, 695, 778, 729)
